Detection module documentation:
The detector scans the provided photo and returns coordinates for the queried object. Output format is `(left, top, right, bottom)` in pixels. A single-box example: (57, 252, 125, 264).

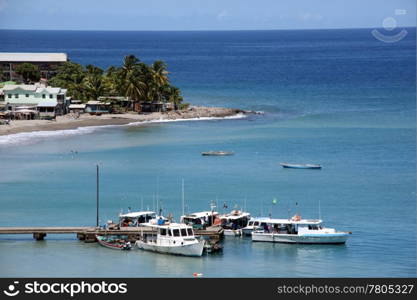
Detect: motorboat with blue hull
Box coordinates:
(280, 163, 322, 169)
(251, 215, 351, 244)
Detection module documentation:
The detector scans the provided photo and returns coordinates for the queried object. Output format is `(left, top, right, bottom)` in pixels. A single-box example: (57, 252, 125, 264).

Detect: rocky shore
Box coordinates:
(0, 106, 246, 136)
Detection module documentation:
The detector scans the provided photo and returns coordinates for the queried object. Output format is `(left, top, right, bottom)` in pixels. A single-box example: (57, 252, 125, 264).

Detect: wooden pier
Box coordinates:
(0, 226, 224, 242)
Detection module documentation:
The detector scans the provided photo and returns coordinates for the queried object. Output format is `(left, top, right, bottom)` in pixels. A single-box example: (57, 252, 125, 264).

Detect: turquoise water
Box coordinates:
(0, 29, 415, 277)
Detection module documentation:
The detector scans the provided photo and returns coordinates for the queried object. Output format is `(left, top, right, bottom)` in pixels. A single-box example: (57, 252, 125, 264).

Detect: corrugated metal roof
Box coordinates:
(0, 52, 67, 62)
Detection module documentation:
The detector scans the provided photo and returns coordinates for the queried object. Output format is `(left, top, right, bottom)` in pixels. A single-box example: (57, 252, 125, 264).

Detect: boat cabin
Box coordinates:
(180, 211, 219, 229)
(141, 223, 196, 244)
(119, 211, 157, 227)
(220, 210, 251, 230)
(254, 216, 323, 235)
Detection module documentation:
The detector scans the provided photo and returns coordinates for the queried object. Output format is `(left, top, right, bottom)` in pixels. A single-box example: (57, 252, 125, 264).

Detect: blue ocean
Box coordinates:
(0, 28, 415, 277)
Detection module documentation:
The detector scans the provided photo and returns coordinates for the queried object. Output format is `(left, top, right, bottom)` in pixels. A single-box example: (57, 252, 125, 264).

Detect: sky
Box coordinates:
(0, 0, 415, 31)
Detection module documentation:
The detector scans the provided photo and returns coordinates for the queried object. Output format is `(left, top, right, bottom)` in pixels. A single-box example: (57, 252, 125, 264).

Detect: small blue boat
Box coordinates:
(280, 163, 322, 169)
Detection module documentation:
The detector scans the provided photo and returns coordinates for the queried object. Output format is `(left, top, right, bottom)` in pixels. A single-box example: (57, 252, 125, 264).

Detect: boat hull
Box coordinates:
(96, 236, 132, 250)
(252, 232, 349, 244)
(242, 228, 253, 236)
(135, 240, 205, 256)
(280, 163, 321, 169)
(223, 229, 242, 236)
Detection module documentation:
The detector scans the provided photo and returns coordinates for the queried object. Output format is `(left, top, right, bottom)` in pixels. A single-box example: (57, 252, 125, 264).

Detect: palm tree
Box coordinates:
(150, 61, 169, 102)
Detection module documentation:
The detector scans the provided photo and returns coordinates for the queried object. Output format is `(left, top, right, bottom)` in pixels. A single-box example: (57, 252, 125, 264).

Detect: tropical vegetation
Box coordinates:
(15, 63, 41, 83)
(49, 55, 184, 110)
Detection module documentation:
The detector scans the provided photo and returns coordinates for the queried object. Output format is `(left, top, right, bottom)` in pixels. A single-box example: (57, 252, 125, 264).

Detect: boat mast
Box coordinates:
(96, 164, 100, 227)
(181, 178, 185, 217)
(319, 199, 321, 220)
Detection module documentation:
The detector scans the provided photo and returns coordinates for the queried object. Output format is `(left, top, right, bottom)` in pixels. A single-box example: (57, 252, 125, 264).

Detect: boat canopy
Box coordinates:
(119, 211, 156, 218)
(142, 222, 192, 229)
(182, 211, 219, 219)
(261, 218, 323, 225)
(220, 211, 251, 220)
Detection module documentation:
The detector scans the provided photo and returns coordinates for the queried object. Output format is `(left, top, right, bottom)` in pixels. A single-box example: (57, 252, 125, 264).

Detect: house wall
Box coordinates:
(3, 88, 59, 105)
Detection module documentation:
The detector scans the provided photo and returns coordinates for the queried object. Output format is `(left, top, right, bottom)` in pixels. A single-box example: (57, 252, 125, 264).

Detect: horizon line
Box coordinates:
(0, 26, 416, 32)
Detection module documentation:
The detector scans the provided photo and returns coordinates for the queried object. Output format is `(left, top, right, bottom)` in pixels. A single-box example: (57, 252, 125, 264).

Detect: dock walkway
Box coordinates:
(0, 226, 223, 242)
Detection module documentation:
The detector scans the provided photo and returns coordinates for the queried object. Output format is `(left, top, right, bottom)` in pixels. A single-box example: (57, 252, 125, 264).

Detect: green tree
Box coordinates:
(83, 66, 105, 100)
(15, 63, 40, 83)
(49, 62, 86, 99)
(150, 61, 169, 102)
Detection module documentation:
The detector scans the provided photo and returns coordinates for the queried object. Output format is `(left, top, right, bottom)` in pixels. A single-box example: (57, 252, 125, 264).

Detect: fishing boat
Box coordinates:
(219, 210, 251, 236)
(118, 211, 167, 227)
(201, 151, 234, 156)
(242, 217, 273, 236)
(135, 223, 205, 256)
(180, 211, 219, 230)
(280, 163, 322, 169)
(96, 235, 132, 250)
(251, 215, 351, 244)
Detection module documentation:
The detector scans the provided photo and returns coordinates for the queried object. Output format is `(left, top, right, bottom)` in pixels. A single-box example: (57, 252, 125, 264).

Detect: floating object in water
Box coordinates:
(201, 151, 234, 156)
(251, 216, 351, 244)
(193, 273, 203, 277)
(135, 223, 205, 256)
(96, 235, 132, 250)
(280, 163, 322, 169)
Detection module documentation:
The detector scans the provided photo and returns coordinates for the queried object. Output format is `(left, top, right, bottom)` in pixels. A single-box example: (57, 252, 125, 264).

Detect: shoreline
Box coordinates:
(0, 106, 247, 137)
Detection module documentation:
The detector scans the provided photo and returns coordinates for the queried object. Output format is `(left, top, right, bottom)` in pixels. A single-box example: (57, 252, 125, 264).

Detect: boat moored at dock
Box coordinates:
(96, 235, 132, 250)
(180, 211, 219, 229)
(242, 217, 273, 236)
(135, 223, 205, 256)
(219, 210, 251, 236)
(118, 211, 166, 227)
(251, 215, 351, 244)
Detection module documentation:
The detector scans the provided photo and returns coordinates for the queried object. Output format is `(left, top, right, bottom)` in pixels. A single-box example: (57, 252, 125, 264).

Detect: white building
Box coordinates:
(0, 84, 67, 114)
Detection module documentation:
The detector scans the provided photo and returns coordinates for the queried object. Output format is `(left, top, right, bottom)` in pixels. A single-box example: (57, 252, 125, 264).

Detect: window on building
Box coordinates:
(25, 94, 29, 98)
(14, 94, 18, 98)
(8, 94, 11, 99)
(42, 94, 46, 99)
(49, 94, 53, 99)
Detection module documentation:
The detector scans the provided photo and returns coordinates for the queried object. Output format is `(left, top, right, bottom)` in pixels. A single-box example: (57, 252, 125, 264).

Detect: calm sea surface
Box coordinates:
(0, 29, 415, 277)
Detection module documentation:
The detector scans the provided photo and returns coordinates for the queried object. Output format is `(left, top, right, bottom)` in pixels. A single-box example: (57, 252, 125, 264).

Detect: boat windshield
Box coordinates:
(173, 229, 180, 237)
(187, 228, 193, 236)
(181, 228, 187, 236)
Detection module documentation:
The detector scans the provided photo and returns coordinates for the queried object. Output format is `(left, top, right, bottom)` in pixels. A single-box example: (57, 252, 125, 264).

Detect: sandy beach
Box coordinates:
(0, 106, 245, 136)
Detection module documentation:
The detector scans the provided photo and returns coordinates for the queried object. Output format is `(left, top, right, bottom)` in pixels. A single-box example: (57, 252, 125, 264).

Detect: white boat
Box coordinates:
(135, 223, 205, 256)
(251, 215, 351, 244)
(180, 211, 219, 230)
(219, 210, 251, 236)
(242, 217, 273, 236)
(118, 211, 167, 227)
(280, 163, 322, 169)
